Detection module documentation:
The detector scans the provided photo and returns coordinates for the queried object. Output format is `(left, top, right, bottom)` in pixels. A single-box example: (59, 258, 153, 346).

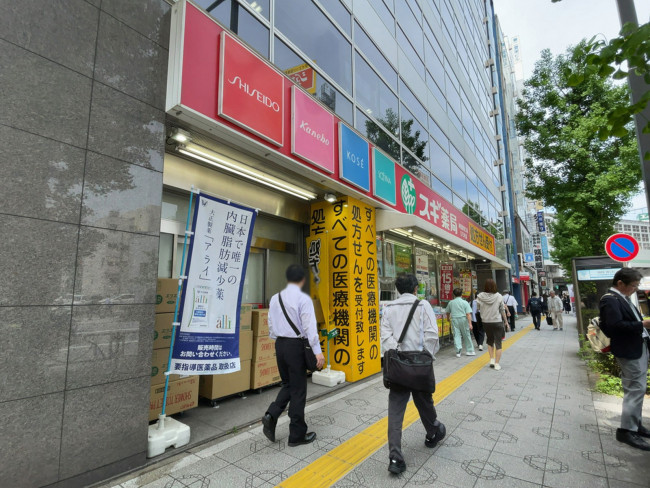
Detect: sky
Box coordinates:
(493, 0, 650, 218)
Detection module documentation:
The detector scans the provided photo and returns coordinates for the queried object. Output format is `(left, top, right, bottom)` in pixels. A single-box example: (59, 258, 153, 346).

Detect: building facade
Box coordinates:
(2, 1, 520, 486)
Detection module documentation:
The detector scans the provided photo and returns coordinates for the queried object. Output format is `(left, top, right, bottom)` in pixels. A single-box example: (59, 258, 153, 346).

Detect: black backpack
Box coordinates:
(529, 297, 542, 313)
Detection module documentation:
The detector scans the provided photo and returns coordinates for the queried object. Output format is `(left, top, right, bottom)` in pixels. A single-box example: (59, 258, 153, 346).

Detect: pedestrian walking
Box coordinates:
(470, 293, 485, 351)
(477, 279, 509, 370)
(445, 288, 475, 357)
(599, 268, 650, 451)
(541, 293, 549, 315)
(548, 290, 564, 330)
(502, 290, 518, 332)
(526, 292, 543, 330)
(563, 293, 571, 314)
(262, 265, 325, 446)
(381, 274, 446, 474)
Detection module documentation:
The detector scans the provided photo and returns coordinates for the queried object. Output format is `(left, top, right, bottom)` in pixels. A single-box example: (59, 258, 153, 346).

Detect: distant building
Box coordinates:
(615, 219, 650, 250)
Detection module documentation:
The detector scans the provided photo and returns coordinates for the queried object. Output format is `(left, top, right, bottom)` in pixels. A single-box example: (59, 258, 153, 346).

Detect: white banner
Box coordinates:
(172, 194, 256, 375)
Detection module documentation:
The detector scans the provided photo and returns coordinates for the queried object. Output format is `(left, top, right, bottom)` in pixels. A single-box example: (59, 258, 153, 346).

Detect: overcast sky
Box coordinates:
(493, 0, 650, 217)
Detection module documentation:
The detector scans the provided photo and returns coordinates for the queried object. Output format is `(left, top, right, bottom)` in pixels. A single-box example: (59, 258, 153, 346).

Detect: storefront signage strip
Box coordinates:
(168, 0, 496, 256)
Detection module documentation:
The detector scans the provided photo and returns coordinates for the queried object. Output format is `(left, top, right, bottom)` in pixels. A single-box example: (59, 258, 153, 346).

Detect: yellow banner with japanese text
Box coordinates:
(469, 222, 496, 255)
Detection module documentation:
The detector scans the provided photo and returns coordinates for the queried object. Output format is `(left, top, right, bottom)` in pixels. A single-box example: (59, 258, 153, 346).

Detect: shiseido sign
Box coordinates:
(218, 31, 284, 146)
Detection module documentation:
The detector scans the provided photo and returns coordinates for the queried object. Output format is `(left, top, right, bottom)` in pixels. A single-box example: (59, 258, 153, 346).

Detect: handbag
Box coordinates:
(278, 293, 320, 371)
(383, 300, 436, 393)
(546, 315, 553, 325)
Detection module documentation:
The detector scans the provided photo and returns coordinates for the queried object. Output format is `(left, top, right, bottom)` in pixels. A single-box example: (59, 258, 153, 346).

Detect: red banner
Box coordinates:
(440, 264, 454, 302)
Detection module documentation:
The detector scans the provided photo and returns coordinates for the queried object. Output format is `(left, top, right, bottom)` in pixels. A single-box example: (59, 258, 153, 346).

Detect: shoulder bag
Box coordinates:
(383, 300, 436, 393)
(278, 293, 320, 372)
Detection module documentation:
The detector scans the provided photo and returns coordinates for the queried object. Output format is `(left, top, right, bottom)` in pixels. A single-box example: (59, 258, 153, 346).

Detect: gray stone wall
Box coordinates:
(0, 1, 170, 486)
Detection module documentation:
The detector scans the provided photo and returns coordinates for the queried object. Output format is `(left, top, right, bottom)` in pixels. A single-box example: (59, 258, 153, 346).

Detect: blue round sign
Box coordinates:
(605, 233, 639, 262)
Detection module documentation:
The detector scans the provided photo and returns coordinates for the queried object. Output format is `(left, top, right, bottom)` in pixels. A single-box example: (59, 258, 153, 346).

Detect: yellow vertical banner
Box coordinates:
(308, 196, 380, 382)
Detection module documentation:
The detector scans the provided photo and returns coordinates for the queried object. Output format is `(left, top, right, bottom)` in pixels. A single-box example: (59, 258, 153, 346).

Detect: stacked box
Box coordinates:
(250, 309, 280, 388)
(240, 303, 253, 331)
(198, 329, 254, 400)
(149, 279, 198, 419)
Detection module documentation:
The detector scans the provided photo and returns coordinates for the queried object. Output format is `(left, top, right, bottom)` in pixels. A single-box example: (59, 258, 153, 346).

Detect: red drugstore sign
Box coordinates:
(168, 1, 497, 257)
(440, 264, 454, 301)
(218, 31, 284, 146)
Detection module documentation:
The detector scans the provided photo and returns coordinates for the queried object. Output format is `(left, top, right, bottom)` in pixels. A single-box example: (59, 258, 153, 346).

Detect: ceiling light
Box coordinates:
(324, 193, 337, 203)
(169, 128, 191, 143)
(177, 144, 316, 201)
(407, 229, 413, 233)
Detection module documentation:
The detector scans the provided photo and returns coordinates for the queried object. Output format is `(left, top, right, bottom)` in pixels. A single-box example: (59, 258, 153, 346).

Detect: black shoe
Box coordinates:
(616, 428, 650, 450)
(425, 421, 446, 448)
(637, 425, 650, 438)
(388, 458, 406, 474)
(288, 432, 316, 447)
(262, 413, 276, 443)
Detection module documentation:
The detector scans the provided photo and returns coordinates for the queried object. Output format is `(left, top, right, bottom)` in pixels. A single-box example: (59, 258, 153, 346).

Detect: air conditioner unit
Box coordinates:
(493, 159, 504, 166)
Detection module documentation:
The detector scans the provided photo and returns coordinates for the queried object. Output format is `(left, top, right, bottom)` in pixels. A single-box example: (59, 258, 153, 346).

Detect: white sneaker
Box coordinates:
(489, 358, 495, 368)
(466, 352, 476, 356)
(478, 345, 483, 351)
(456, 350, 461, 358)
(494, 364, 502, 371)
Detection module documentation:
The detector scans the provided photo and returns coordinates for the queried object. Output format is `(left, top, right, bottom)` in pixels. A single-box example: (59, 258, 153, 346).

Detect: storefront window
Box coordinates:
(274, 37, 353, 124)
(275, 1, 352, 93)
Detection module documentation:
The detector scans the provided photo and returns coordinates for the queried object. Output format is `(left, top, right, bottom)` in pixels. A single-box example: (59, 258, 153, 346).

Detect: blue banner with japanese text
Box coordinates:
(172, 194, 256, 375)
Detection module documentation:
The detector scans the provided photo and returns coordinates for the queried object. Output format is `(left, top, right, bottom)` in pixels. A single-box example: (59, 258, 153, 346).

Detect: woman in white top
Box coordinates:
(477, 279, 509, 370)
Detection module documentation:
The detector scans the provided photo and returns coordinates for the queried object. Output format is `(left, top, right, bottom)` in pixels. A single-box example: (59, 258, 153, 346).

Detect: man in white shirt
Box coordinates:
(381, 274, 446, 475)
(262, 265, 325, 447)
(548, 290, 564, 330)
(502, 290, 518, 332)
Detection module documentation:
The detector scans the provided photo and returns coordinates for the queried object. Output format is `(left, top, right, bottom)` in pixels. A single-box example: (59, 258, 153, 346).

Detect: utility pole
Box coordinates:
(616, 0, 650, 213)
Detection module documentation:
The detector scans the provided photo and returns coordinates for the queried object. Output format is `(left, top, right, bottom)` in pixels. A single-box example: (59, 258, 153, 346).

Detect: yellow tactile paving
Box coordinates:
(277, 324, 534, 488)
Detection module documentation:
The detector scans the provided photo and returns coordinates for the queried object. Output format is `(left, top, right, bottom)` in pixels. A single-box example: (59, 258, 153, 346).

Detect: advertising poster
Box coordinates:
(173, 194, 256, 375)
(377, 237, 384, 277)
(460, 270, 472, 298)
(384, 242, 396, 278)
(471, 270, 478, 292)
(440, 264, 454, 301)
(416, 254, 429, 299)
(395, 245, 413, 274)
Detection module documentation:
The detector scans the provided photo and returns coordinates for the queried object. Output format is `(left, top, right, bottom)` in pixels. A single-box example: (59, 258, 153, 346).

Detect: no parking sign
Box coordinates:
(605, 233, 639, 262)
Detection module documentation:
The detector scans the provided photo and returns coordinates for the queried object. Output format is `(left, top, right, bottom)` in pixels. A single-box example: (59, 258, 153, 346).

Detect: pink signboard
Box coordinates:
(291, 86, 335, 173)
(440, 264, 454, 302)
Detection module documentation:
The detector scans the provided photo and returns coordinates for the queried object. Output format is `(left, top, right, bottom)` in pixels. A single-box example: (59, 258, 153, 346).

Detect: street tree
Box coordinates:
(516, 43, 641, 274)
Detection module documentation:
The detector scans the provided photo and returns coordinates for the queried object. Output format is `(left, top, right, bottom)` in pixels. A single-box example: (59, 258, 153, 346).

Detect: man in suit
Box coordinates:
(599, 268, 650, 451)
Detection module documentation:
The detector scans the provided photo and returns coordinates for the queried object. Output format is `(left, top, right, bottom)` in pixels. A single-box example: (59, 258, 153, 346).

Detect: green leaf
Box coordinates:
(567, 73, 584, 86)
(612, 69, 628, 80)
(612, 125, 629, 138)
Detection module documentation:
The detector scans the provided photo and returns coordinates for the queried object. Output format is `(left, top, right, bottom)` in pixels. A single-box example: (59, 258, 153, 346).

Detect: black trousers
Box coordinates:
(388, 387, 437, 463)
(531, 312, 541, 329)
(472, 314, 485, 346)
(267, 338, 308, 442)
(507, 305, 516, 331)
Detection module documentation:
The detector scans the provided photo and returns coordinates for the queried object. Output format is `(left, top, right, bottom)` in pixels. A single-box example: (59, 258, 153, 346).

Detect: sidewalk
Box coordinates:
(101, 315, 650, 488)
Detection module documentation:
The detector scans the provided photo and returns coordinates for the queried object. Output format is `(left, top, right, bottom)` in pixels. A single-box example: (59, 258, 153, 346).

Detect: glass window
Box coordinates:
(399, 79, 427, 126)
(275, 1, 352, 92)
(467, 181, 479, 205)
(355, 52, 399, 134)
(400, 104, 428, 165)
(243, 0, 269, 19)
(453, 192, 465, 210)
(432, 176, 453, 202)
(356, 108, 401, 161)
(372, 0, 395, 34)
(431, 147, 451, 182)
(274, 38, 353, 123)
(447, 105, 463, 134)
(395, 0, 422, 52)
(158, 233, 173, 278)
(396, 26, 425, 78)
(203, 1, 269, 57)
(428, 117, 448, 150)
(426, 70, 446, 108)
(354, 21, 397, 88)
(317, 0, 351, 35)
(451, 163, 466, 199)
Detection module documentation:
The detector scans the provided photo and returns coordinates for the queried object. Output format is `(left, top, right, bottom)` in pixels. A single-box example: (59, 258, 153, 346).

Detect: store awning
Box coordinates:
(376, 209, 511, 269)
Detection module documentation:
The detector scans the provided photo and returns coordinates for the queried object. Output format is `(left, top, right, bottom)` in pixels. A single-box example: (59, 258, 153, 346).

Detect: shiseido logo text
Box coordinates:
(299, 120, 329, 145)
(228, 76, 280, 112)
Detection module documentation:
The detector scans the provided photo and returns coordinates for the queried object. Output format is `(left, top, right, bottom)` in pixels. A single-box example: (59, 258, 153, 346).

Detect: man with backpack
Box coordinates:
(526, 292, 543, 330)
(599, 268, 650, 451)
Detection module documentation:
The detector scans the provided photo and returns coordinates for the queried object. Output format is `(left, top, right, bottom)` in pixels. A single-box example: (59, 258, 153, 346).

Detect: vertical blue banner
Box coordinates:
(339, 122, 370, 192)
(541, 235, 550, 259)
(172, 194, 256, 375)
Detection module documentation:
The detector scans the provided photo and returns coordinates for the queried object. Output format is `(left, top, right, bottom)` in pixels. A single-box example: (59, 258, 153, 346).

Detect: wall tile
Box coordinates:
(102, 0, 171, 49)
(0, 306, 71, 403)
(0, 0, 99, 77)
(88, 82, 165, 172)
(66, 304, 155, 390)
(0, 125, 85, 224)
(0, 215, 78, 306)
(94, 13, 168, 108)
(0, 393, 64, 487)
(73, 226, 159, 305)
(0, 39, 92, 147)
(59, 377, 150, 479)
(46, 452, 145, 488)
(81, 152, 162, 235)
